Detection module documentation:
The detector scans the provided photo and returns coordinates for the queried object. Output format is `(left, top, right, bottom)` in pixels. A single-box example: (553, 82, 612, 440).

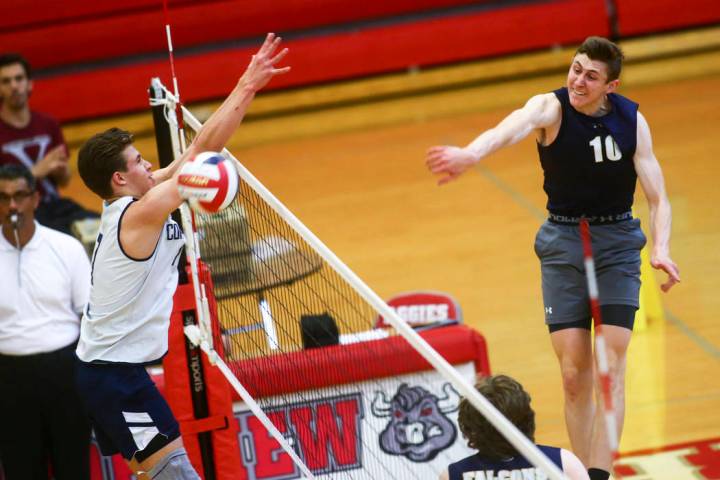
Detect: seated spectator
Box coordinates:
(0, 53, 98, 240)
(0, 164, 91, 479)
(441, 374, 589, 480)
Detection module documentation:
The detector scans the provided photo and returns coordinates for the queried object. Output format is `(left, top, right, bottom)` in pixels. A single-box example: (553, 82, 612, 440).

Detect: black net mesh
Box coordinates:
(162, 106, 479, 479)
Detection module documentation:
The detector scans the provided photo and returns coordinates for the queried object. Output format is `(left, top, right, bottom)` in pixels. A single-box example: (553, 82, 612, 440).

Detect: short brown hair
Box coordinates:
(78, 128, 134, 199)
(458, 375, 535, 461)
(576, 36, 624, 82)
(0, 164, 36, 191)
(0, 53, 31, 78)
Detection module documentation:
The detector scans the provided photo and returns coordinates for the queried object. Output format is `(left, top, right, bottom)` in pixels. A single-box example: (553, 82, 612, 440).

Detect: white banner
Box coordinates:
(233, 362, 477, 480)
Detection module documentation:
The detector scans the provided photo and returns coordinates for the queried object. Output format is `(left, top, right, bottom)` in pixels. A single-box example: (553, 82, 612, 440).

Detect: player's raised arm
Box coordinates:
(97, 33, 290, 260)
(153, 32, 290, 186)
(134, 33, 290, 224)
(425, 93, 560, 185)
(634, 111, 680, 291)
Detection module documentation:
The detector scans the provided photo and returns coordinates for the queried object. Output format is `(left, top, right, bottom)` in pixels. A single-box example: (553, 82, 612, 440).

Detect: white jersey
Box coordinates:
(77, 196, 184, 363)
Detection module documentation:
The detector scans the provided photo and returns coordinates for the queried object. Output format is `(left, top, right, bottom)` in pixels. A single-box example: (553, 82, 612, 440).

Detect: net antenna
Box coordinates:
(153, 5, 315, 477)
(156, 0, 207, 341)
(161, 0, 185, 151)
(150, 73, 569, 480)
(579, 219, 620, 471)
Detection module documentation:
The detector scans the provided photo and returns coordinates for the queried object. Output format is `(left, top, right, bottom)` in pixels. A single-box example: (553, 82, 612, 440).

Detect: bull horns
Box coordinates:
(371, 390, 393, 417)
(437, 383, 461, 413)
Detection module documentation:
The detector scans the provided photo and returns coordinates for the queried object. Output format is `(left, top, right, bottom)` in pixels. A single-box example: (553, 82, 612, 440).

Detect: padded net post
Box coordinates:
(150, 79, 219, 479)
(149, 78, 175, 170)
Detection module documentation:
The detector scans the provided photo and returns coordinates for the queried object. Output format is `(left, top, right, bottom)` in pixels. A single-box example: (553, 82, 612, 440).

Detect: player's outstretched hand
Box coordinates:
(241, 33, 290, 92)
(425, 146, 477, 186)
(651, 253, 680, 292)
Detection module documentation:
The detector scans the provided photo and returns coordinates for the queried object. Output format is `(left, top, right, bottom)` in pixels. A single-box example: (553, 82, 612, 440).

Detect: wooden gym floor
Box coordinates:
(62, 27, 720, 454)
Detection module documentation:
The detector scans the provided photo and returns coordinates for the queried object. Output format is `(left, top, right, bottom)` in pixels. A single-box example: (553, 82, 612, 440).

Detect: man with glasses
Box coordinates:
(0, 164, 91, 479)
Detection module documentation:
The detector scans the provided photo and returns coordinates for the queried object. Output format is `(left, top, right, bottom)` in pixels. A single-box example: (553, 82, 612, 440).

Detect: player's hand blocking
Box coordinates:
(240, 33, 291, 93)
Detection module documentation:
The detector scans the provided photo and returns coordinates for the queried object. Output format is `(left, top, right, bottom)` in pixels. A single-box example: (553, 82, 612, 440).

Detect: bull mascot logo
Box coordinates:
(371, 382, 460, 462)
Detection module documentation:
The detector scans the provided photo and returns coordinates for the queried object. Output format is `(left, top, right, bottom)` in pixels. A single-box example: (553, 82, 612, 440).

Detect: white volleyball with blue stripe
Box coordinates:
(177, 151, 239, 213)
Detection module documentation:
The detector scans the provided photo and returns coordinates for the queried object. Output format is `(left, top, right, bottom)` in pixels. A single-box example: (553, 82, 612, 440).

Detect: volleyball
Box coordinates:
(177, 152, 239, 214)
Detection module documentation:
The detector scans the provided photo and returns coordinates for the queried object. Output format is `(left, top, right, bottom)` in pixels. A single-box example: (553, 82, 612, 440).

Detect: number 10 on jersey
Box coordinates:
(589, 135, 622, 163)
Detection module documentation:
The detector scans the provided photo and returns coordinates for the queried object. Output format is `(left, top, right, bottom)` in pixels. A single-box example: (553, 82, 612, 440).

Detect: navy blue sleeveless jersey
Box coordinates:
(448, 445, 563, 480)
(537, 87, 639, 217)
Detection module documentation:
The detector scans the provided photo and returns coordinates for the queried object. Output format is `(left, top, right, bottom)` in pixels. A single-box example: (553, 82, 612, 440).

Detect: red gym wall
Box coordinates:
(2, 0, 719, 122)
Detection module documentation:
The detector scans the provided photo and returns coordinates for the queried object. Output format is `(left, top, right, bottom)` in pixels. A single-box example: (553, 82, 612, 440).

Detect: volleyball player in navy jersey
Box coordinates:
(426, 37, 679, 480)
(440, 375, 588, 480)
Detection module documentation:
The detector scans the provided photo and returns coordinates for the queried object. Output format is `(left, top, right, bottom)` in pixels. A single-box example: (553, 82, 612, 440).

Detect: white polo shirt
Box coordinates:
(0, 222, 90, 355)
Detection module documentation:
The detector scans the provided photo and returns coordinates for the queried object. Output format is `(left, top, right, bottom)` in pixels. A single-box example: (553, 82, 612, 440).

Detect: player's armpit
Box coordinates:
(118, 182, 183, 259)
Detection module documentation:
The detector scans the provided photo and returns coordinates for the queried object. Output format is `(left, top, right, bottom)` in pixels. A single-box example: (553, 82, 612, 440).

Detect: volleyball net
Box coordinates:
(149, 78, 568, 480)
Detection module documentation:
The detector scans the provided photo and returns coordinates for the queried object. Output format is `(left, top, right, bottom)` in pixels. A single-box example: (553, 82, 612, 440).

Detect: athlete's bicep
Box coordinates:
(134, 178, 184, 225)
(492, 94, 560, 146)
(634, 112, 667, 207)
(525, 93, 561, 130)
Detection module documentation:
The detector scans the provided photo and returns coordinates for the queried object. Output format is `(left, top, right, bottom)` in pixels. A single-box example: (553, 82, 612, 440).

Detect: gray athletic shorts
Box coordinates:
(534, 218, 647, 326)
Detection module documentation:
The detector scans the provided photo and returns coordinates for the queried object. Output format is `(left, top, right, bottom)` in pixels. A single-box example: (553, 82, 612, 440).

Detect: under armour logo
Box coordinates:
(545, 307, 553, 315)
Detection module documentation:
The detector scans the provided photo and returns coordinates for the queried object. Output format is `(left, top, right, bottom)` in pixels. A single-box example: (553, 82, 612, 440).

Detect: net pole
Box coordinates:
(149, 79, 175, 168)
(579, 219, 621, 467)
(157, 2, 217, 473)
(180, 104, 569, 480)
(158, 2, 212, 349)
(150, 87, 219, 480)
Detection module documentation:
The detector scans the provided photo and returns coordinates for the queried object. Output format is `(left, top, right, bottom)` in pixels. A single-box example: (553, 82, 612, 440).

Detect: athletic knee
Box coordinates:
(146, 448, 200, 480)
(560, 364, 593, 401)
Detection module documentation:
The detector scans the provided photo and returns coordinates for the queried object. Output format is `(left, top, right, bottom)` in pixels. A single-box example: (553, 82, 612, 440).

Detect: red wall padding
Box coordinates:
(31, 0, 608, 122)
(0, 0, 190, 30)
(163, 279, 243, 478)
(224, 324, 491, 401)
(6, 0, 720, 122)
(1, 0, 487, 69)
(616, 0, 720, 36)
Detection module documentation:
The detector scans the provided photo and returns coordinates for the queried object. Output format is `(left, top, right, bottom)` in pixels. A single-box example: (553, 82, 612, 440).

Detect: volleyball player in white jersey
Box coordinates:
(74, 34, 289, 479)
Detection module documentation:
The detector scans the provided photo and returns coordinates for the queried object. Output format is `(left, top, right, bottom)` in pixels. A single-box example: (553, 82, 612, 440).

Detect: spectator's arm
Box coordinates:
(70, 238, 91, 315)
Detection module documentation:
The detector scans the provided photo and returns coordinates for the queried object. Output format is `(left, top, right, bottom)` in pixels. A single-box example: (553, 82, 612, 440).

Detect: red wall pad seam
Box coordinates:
(32, 0, 607, 122)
